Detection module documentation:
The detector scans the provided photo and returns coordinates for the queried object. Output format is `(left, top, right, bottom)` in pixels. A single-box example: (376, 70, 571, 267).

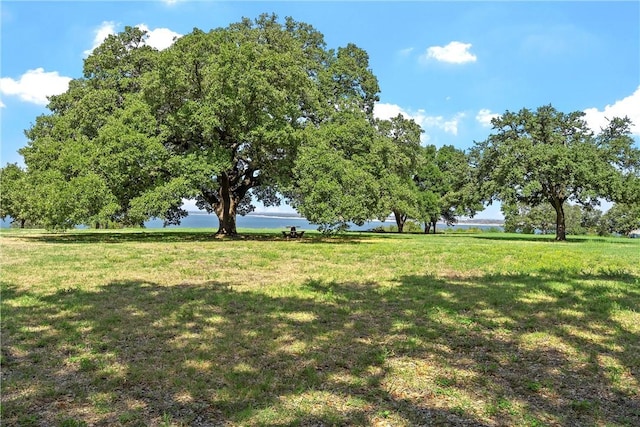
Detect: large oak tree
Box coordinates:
(146, 14, 379, 234)
(471, 105, 639, 241)
(20, 16, 381, 234)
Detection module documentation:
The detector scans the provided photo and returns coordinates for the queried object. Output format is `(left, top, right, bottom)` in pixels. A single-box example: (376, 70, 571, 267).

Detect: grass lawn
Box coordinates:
(1, 229, 639, 426)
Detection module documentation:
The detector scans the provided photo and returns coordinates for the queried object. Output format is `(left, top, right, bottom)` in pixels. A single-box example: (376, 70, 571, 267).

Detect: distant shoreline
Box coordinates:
(187, 211, 505, 227)
(0, 211, 504, 229)
(0, 212, 504, 230)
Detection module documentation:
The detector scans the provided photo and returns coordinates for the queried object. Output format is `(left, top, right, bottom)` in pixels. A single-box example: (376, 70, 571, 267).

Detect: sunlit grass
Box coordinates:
(1, 228, 639, 426)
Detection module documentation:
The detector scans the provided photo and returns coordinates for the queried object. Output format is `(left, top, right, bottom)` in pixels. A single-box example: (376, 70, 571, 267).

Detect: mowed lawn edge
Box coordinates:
(1, 229, 639, 426)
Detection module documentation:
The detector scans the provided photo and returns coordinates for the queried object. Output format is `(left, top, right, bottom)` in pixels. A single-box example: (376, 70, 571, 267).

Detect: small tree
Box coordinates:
(601, 203, 640, 236)
(415, 145, 480, 234)
(375, 114, 423, 233)
(291, 110, 387, 232)
(504, 201, 603, 236)
(0, 164, 32, 228)
(471, 105, 640, 241)
(502, 202, 555, 234)
(580, 206, 603, 235)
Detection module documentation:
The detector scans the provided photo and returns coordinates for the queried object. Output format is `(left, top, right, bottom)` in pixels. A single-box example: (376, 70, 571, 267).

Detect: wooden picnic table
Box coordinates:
(282, 226, 305, 238)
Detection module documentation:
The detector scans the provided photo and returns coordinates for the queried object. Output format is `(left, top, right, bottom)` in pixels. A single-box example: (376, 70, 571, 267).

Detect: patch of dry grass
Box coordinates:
(1, 229, 639, 426)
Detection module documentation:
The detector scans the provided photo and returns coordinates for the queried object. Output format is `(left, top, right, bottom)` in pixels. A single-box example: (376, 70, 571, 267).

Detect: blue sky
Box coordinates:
(1, 1, 639, 218)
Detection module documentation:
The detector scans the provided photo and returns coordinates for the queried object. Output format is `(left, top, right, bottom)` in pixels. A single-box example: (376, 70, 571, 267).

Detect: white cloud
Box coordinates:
(419, 112, 465, 135)
(136, 24, 182, 50)
(398, 47, 414, 57)
(583, 86, 640, 135)
(374, 102, 465, 142)
(0, 99, 5, 108)
(476, 109, 500, 127)
(373, 103, 406, 121)
(421, 41, 477, 64)
(0, 22, 181, 107)
(84, 21, 181, 56)
(84, 21, 117, 56)
(0, 68, 71, 106)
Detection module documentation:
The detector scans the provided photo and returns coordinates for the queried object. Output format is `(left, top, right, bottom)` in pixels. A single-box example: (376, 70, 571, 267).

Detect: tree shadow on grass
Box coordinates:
(397, 270, 640, 424)
(13, 229, 376, 245)
(469, 234, 639, 245)
(2, 268, 638, 426)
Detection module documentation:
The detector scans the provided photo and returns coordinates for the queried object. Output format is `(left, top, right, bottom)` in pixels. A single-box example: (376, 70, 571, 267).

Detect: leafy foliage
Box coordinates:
(414, 145, 480, 233)
(471, 105, 640, 240)
(292, 111, 429, 233)
(292, 111, 386, 231)
(0, 164, 32, 228)
(19, 28, 184, 229)
(601, 203, 640, 236)
(375, 115, 423, 232)
(17, 16, 382, 234)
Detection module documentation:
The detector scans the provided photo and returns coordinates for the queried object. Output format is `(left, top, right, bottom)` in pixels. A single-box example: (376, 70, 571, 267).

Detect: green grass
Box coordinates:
(1, 228, 639, 426)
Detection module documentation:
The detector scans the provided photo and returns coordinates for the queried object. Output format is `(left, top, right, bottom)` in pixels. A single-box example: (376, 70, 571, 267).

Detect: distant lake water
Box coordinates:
(153, 212, 315, 229)
(147, 213, 503, 232)
(1, 212, 503, 232)
(145, 212, 378, 231)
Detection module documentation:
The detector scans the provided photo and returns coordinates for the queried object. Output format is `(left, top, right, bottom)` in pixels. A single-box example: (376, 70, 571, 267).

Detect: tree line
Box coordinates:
(1, 15, 639, 241)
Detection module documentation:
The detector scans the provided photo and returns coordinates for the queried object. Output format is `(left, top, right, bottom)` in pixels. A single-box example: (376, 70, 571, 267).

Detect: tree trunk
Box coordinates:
(215, 173, 238, 235)
(432, 220, 437, 234)
(393, 210, 406, 233)
(216, 207, 237, 235)
(551, 199, 566, 241)
(20, 219, 26, 229)
(424, 222, 430, 234)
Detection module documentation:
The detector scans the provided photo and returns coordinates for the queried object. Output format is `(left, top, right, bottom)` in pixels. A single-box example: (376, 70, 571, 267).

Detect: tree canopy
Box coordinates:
(375, 114, 424, 233)
(601, 203, 640, 236)
(18, 15, 381, 234)
(144, 15, 382, 234)
(413, 145, 480, 233)
(290, 111, 431, 233)
(471, 105, 640, 240)
(20, 27, 184, 229)
(0, 164, 32, 228)
(291, 110, 385, 231)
